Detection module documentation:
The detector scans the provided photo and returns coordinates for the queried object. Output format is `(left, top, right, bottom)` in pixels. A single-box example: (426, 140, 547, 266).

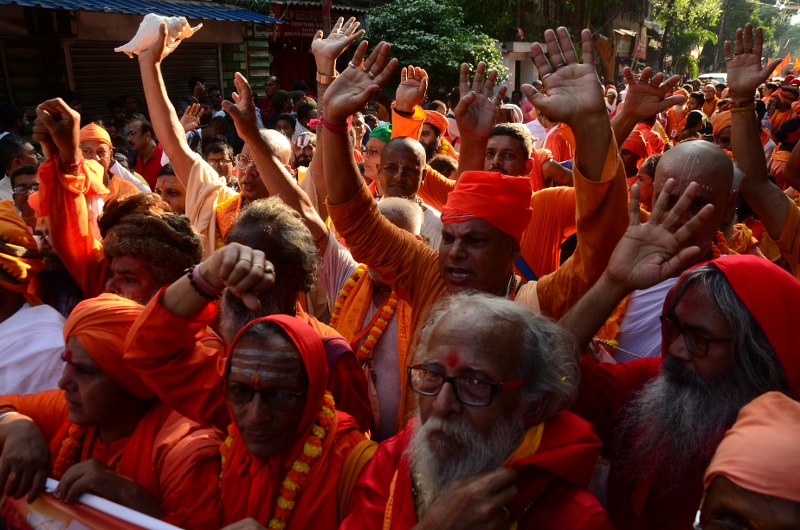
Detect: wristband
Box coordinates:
(316, 70, 338, 85)
(320, 115, 351, 135)
(187, 265, 223, 300)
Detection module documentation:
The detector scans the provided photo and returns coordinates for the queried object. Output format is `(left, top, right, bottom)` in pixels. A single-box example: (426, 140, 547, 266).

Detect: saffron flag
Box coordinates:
(772, 52, 791, 77)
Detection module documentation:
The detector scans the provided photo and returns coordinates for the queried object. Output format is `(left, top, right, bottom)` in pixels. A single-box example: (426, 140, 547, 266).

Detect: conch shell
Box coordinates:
(115, 13, 202, 58)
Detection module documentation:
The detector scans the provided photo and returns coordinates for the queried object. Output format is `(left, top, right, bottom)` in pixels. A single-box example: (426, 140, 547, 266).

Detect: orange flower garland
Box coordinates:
(220, 392, 336, 530)
(329, 265, 367, 328)
(711, 230, 733, 259)
(52, 423, 87, 479)
(355, 293, 398, 363)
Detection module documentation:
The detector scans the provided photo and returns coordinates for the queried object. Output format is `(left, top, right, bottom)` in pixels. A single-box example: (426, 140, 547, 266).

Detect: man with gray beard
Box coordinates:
(341, 292, 614, 529)
(559, 182, 800, 530)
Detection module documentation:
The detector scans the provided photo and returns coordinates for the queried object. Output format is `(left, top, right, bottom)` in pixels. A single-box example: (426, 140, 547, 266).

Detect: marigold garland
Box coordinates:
(220, 392, 336, 530)
(329, 264, 400, 363)
(52, 423, 88, 479)
(711, 230, 733, 259)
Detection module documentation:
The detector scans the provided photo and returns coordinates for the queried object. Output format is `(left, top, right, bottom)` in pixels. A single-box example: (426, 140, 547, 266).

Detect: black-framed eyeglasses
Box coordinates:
(363, 148, 381, 157)
(226, 381, 304, 411)
(660, 315, 733, 358)
(12, 183, 39, 196)
(207, 157, 232, 167)
(407, 365, 527, 407)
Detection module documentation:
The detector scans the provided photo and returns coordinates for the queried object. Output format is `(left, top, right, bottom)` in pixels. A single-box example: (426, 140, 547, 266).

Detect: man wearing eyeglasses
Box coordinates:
(0, 135, 40, 201)
(341, 292, 612, 529)
(10, 165, 38, 228)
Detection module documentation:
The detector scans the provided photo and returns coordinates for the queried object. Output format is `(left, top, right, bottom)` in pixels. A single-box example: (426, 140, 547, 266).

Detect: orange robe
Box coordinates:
(635, 123, 665, 155)
(329, 141, 627, 422)
(528, 148, 554, 192)
(769, 149, 792, 189)
(702, 97, 719, 118)
(124, 306, 365, 528)
(0, 389, 222, 529)
(214, 193, 244, 248)
(341, 413, 612, 529)
(545, 124, 575, 162)
(665, 106, 687, 142)
(770, 108, 794, 132)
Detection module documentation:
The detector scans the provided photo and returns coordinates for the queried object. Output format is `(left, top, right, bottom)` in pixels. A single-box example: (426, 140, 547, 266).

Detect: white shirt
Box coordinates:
(0, 303, 65, 394)
(615, 277, 679, 362)
(0, 175, 12, 201)
(526, 119, 548, 149)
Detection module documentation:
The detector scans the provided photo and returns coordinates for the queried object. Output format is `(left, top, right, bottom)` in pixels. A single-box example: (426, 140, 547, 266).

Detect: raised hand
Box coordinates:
(322, 40, 397, 125)
(198, 242, 276, 311)
(603, 179, 715, 292)
(617, 66, 685, 120)
(725, 24, 782, 99)
(311, 17, 364, 73)
(222, 73, 261, 141)
(34, 98, 81, 167)
(454, 62, 506, 139)
(180, 102, 203, 132)
(137, 23, 175, 65)
(521, 27, 604, 126)
(395, 65, 428, 113)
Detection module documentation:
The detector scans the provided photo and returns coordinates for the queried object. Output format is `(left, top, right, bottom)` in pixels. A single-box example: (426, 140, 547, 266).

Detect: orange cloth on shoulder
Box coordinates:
(441, 171, 533, 244)
(64, 293, 153, 399)
(0, 200, 42, 291)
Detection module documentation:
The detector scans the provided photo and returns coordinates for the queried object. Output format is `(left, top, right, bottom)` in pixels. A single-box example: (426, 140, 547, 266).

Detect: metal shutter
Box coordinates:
(71, 40, 221, 121)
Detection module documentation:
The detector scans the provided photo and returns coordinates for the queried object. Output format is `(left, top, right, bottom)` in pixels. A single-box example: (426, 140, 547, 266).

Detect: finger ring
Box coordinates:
(348, 61, 359, 69)
(726, 54, 736, 61)
(743, 48, 753, 53)
(365, 70, 375, 79)
(501, 506, 511, 519)
(239, 257, 251, 263)
(552, 62, 567, 70)
(541, 72, 555, 81)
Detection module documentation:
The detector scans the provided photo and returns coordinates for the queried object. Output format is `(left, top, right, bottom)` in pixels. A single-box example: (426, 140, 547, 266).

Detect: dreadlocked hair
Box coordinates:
(99, 193, 202, 284)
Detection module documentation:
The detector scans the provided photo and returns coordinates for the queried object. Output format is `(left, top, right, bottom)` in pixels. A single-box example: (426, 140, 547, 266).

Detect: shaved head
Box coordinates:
(382, 137, 426, 166)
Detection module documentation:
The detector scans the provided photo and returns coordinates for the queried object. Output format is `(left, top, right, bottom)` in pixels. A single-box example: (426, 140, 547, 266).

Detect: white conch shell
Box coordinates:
(115, 13, 202, 58)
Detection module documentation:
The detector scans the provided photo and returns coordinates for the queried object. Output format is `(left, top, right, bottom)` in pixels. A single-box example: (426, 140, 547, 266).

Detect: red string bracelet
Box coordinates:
(320, 115, 351, 135)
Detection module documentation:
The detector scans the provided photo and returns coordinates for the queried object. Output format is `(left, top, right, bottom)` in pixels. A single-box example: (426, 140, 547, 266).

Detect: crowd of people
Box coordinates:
(0, 16, 798, 530)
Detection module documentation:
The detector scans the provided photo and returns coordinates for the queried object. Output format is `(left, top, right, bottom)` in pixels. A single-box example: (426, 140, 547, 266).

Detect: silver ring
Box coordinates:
(501, 506, 510, 519)
(348, 61, 359, 69)
(541, 71, 555, 81)
(726, 54, 736, 61)
(552, 62, 567, 70)
(365, 70, 374, 79)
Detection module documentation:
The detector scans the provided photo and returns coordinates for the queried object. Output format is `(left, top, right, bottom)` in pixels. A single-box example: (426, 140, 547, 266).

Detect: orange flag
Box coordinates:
(772, 52, 791, 76)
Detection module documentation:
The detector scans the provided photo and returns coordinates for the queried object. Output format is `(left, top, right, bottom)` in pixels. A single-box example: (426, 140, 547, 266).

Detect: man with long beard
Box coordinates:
(558, 177, 800, 529)
(341, 292, 613, 529)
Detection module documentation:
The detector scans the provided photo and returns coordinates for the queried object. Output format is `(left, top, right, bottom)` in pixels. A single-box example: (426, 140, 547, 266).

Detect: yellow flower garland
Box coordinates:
(220, 392, 336, 529)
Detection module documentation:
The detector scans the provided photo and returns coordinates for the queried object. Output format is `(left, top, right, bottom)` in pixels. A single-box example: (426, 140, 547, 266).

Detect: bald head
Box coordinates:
(378, 137, 426, 199)
(259, 128, 292, 165)
(654, 140, 735, 254)
(382, 137, 426, 166)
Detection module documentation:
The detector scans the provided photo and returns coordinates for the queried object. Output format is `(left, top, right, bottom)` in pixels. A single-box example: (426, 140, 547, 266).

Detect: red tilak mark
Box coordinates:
(445, 351, 459, 367)
(250, 373, 262, 386)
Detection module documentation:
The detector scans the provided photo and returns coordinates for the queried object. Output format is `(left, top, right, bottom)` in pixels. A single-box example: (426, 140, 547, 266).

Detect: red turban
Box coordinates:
(64, 293, 153, 399)
(79, 123, 112, 148)
(711, 110, 732, 136)
(441, 171, 532, 244)
(424, 111, 449, 135)
(621, 130, 649, 160)
(663, 255, 800, 395)
(704, 391, 800, 502)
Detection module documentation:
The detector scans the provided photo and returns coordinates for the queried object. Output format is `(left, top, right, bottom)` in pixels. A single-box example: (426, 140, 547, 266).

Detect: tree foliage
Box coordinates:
(366, 0, 506, 97)
(650, 0, 721, 71)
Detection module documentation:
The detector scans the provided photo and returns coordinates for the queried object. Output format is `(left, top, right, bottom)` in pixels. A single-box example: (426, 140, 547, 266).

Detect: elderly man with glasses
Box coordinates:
(341, 291, 613, 529)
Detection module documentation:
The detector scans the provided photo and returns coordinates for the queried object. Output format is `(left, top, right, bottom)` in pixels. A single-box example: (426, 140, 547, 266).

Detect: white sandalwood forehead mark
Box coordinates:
(230, 347, 303, 381)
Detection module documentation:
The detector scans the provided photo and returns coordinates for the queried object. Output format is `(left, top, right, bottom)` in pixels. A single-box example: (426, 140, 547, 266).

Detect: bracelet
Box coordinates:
(316, 70, 338, 85)
(730, 104, 755, 113)
(730, 98, 755, 108)
(186, 265, 223, 300)
(320, 115, 351, 135)
(59, 157, 83, 174)
(314, 226, 330, 246)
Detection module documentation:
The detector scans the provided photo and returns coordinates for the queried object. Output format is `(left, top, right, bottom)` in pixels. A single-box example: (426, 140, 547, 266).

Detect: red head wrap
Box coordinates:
(621, 129, 649, 160)
(441, 171, 532, 244)
(663, 255, 800, 394)
(424, 110, 449, 135)
(704, 391, 800, 502)
(64, 293, 153, 399)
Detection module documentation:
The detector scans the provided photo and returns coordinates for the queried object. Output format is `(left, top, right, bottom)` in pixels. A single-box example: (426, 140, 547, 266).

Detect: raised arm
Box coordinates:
(522, 28, 609, 183)
(322, 40, 397, 204)
(454, 62, 505, 176)
(559, 180, 715, 349)
(727, 25, 790, 243)
(137, 22, 196, 182)
(609, 67, 684, 145)
(223, 72, 328, 247)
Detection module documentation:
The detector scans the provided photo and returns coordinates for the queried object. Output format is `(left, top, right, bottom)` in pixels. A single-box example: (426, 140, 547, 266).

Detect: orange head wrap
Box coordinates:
(424, 110, 449, 135)
(674, 88, 689, 99)
(0, 200, 42, 292)
(79, 123, 112, 148)
(711, 110, 732, 137)
(64, 293, 154, 399)
(703, 391, 800, 503)
(621, 129, 649, 160)
(441, 171, 532, 244)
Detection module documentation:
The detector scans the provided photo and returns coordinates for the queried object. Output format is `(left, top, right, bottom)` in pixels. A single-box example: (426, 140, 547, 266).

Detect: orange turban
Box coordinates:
(621, 129, 649, 160)
(441, 171, 532, 244)
(79, 123, 112, 148)
(704, 391, 800, 502)
(64, 293, 154, 399)
(0, 200, 42, 292)
(711, 110, 732, 137)
(424, 110, 449, 135)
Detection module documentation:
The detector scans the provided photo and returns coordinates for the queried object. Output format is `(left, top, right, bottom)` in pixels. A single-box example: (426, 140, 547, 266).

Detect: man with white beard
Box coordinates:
(558, 179, 800, 530)
(341, 292, 614, 529)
